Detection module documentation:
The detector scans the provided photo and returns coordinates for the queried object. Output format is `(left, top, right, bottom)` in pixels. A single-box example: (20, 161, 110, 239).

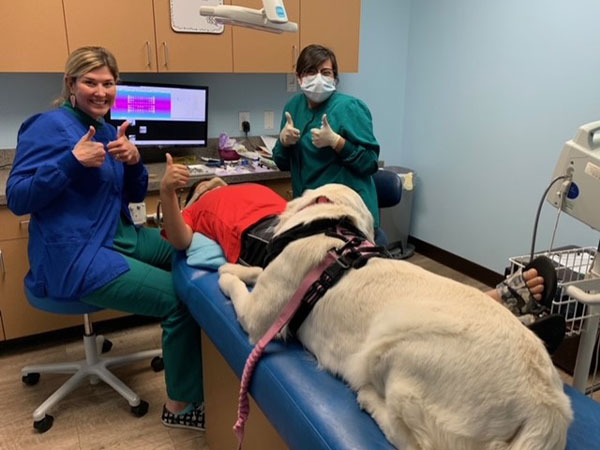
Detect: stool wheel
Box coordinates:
(131, 400, 149, 417)
(22, 373, 40, 386)
(101, 339, 113, 353)
(33, 414, 54, 433)
(151, 356, 164, 372)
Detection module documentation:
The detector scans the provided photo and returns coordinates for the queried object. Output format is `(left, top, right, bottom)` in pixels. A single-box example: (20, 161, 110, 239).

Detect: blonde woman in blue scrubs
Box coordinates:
(7, 47, 205, 431)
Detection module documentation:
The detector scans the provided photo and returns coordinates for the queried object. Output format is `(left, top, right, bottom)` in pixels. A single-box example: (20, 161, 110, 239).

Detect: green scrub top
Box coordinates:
(273, 92, 381, 227)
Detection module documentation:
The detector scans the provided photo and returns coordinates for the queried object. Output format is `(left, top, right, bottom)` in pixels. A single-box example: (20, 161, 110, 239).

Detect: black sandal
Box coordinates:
(524, 255, 558, 309)
(498, 256, 557, 315)
(498, 256, 565, 353)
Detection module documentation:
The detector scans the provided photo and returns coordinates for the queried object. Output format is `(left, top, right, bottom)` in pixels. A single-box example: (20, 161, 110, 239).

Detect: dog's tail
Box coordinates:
(505, 401, 572, 450)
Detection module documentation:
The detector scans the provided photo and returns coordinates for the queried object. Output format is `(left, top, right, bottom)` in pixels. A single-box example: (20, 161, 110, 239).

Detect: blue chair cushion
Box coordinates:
(25, 287, 104, 315)
(373, 169, 402, 208)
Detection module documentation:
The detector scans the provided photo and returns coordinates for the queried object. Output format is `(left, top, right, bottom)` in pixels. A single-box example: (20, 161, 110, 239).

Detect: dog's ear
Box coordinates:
(279, 188, 317, 223)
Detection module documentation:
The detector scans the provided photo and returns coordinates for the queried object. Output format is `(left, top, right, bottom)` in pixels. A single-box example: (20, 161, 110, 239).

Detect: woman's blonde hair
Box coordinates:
(54, 46, 119, 107)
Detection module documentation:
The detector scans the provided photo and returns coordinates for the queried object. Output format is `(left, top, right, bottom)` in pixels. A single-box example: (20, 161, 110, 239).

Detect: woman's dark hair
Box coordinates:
(295, 44, 338, 81)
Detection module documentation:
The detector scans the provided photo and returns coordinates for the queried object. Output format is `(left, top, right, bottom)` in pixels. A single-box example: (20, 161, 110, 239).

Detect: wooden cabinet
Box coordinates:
(0, 0, 69, 72)
(0, 0, 361, 74)
(153, 0, 234, 72)
(63, 0, 158, 72)
(232, 0, 300, 73)
(300, 0, 361, 73)
(0, 208, 127, 341)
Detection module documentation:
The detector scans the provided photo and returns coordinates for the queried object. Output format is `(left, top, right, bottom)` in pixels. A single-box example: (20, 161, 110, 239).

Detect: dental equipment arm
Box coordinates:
(546, 121, 600, 232)
(200, 0, 298, 34)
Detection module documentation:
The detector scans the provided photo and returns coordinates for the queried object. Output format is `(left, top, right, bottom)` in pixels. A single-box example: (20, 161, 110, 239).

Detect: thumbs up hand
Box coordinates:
(311, 114, 342, 150)
(107, 120, 140, 165)
(161, 153, 190, 194)
(72, 126, 106, 167)
(279, 111, 300, 147)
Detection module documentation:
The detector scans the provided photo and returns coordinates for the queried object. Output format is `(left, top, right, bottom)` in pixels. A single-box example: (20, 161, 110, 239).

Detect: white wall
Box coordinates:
(401, 0, 600, 272)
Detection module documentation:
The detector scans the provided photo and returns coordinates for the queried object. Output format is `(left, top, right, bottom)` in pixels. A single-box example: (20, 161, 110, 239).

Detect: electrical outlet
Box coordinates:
(128, 202, 147, 225)
(239, 111, 250, 131)
(264, 111, 274, 130)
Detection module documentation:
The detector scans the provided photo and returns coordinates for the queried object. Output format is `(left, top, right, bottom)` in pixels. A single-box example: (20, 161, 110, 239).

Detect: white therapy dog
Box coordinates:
(218, 183, 573, 450)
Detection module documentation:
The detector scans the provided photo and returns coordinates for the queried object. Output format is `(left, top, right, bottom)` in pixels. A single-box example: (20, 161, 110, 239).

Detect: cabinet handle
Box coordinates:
(162, 42, 169, 69)
(19, 219, 30, 229)
(156, 201, 162, 227)
(292, 45, 298, 70)
(145, 41, 152, 69)
(0, 250, 5, 279)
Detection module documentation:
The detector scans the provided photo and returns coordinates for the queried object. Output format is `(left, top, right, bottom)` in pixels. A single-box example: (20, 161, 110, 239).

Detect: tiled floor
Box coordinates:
(0, 323, 208, 450)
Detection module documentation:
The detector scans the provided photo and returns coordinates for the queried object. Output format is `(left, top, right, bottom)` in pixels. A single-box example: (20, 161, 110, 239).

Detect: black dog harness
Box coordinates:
(266, 216, 393, 336)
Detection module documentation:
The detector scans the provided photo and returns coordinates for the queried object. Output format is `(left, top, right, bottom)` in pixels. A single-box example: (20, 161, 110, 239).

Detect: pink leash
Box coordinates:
(233, 252, 337, 449)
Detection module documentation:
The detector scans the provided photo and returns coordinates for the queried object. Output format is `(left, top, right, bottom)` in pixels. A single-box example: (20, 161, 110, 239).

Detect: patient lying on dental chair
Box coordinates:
(159, 154, 565, 352)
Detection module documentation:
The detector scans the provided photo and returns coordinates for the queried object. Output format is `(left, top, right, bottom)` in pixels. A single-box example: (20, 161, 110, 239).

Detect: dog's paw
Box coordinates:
(218, 272, 239, 298)
(218, 263, 240, 275)
(219, 263, 263, 285)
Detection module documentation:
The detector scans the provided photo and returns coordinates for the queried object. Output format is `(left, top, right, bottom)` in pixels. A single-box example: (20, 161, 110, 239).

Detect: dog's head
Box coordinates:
(275, 184, 375, 241)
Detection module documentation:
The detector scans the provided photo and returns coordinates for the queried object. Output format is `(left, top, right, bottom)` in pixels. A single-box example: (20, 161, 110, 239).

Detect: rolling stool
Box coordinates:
(21, 288, 164, 433)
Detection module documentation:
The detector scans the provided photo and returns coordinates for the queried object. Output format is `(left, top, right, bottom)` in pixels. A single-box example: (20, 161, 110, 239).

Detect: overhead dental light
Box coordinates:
(200, 0, 298, 34)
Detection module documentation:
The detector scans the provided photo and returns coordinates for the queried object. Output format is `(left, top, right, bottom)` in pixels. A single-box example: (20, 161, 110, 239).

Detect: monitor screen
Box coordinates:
(108, 82, 208, 147)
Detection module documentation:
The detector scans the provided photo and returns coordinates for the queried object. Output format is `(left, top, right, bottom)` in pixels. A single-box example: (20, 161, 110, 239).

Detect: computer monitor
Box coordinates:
(108, 81, 208, 148)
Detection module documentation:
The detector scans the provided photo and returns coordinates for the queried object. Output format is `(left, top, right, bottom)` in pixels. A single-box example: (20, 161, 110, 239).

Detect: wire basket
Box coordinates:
(508, 246, 600, 397)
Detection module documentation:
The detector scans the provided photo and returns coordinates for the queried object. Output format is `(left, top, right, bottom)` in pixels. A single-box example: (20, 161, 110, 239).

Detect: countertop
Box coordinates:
(0, 138, 289, 206)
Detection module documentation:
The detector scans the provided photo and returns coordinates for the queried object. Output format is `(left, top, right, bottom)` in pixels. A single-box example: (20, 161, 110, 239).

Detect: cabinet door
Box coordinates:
(63, 0, 158, 72)
(0, 0, 68, 72)
(0, 239, 73, 340)
(300, 0, 361, 73)
(153, 0, 234, 72)
(232, 0, 299, 73)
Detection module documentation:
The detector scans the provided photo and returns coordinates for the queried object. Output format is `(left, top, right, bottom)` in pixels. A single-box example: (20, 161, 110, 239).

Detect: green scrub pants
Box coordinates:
(82, 218, 203, 404)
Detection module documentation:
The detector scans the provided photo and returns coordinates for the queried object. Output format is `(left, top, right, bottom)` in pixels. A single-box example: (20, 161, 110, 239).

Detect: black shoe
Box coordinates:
(161, 402, 205, 431)
(527, 313, 566, 354)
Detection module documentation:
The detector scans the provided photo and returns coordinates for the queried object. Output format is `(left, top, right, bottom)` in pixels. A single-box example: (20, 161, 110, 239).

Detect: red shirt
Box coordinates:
(182, 183, 287, 263)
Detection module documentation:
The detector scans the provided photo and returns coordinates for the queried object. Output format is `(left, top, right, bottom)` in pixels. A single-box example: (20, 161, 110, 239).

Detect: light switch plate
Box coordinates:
(286, 74, 297, 92)
(264, 111, 274, 130)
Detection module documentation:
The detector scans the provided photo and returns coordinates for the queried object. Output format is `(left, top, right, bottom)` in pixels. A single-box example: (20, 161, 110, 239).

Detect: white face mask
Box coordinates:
(299, 73, 336, 104)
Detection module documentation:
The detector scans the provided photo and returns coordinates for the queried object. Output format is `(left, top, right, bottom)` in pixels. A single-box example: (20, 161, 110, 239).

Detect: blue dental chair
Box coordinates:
(21, 289, 164, 433)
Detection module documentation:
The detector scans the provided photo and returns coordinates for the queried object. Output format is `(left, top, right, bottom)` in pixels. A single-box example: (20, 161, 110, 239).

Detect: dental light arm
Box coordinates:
(546, 121, 600, 232)
(200, 0, 298, 34)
